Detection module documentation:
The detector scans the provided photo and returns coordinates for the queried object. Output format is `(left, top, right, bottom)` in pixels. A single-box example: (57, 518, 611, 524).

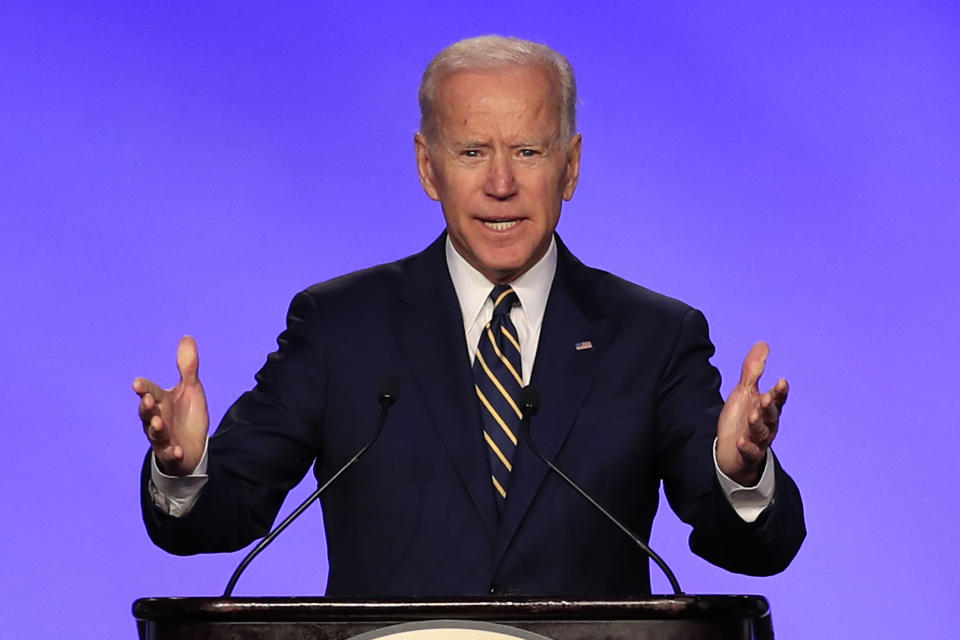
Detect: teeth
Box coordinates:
(483, 220, 520, 231)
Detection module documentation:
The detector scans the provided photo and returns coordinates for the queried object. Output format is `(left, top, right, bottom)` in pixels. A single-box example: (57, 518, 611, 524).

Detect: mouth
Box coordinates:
(480, 218, 522, 231)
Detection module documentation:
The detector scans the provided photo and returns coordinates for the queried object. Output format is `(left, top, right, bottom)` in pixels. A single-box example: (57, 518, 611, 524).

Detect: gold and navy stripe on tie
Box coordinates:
(472, 285, 522, 509)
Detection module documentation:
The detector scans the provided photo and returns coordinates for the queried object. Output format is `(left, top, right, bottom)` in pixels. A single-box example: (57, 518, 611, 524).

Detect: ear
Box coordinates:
(562, 133, 582, 201)
(414, 133, 441, 201)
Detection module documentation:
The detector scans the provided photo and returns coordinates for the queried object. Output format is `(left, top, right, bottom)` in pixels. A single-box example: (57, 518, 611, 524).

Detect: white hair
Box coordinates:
(418, 35, 578, 141)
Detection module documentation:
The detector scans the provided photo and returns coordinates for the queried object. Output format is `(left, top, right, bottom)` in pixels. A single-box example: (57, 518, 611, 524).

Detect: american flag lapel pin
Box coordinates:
(574, 340, 593, 351)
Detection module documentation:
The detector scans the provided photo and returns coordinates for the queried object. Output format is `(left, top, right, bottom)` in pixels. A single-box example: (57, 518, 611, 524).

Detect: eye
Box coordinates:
(461, 149, 482, 158)
(519, 148, 540, 158)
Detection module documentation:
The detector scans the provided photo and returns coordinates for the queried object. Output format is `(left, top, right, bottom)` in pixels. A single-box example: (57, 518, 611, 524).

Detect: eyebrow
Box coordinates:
(452, 139, 551, 149)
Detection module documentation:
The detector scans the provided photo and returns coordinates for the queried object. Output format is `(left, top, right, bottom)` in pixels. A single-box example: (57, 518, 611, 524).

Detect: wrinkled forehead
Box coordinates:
(432, 65, 564, 138)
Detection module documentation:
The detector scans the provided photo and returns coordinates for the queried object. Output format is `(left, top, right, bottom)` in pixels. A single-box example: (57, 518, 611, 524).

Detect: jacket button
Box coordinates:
(489, 584, 503, 595)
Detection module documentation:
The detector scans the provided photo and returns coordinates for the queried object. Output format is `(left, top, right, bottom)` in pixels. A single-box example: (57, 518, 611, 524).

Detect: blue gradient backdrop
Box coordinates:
(1, 2, 957, 638)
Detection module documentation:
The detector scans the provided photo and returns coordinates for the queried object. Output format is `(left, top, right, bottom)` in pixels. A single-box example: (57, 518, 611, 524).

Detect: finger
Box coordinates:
(737, 341, 769, 390)
(132, 377, 164, 400)
(748, 409, 772, 442)
(138, 392, 159, 423)
(146, 415, 170, 445)
(771, 378, 789, 410)
(177, 335, 200, 386)
(737, 436, 764, 463)
(758, 390, 781, 429)
(155, 444, 185, 470)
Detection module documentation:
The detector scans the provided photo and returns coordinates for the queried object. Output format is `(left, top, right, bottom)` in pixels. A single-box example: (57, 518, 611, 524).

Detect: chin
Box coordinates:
(489, 262, 533, 284)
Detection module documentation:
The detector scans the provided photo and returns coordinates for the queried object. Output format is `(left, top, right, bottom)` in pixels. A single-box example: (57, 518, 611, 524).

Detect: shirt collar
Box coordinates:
(445, 235, 557, 335)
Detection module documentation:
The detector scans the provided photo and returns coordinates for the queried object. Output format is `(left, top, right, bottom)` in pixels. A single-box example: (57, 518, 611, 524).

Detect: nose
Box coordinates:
(484, 154, 518, 200)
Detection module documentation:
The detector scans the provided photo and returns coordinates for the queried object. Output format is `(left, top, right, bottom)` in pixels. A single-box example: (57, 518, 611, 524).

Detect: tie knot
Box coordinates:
(489, 285, 518, 317)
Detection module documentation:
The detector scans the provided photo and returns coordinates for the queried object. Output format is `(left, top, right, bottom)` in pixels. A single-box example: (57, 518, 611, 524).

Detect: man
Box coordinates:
(136, 36, 804, 596)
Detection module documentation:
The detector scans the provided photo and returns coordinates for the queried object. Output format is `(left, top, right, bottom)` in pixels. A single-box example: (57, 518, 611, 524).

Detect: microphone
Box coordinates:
(223, 377, 399, 596)
(519, 385, 683, 595)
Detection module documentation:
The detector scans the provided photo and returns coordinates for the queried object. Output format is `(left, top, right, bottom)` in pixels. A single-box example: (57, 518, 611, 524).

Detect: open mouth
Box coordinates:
(481, 219, 521, 231)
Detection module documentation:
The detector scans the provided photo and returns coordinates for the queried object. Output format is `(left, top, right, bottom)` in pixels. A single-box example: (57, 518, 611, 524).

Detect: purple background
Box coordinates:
(2, 2, 958, 638)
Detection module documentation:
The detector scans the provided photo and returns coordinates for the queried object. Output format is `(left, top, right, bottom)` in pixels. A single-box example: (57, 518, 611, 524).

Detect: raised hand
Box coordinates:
(133, 336, 210, 476)
(716, 342, 789, 486)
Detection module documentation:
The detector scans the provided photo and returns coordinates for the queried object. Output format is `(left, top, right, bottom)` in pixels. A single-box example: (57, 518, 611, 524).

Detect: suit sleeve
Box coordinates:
(140, 291, 327, 555)
(655, 308, 806, 576)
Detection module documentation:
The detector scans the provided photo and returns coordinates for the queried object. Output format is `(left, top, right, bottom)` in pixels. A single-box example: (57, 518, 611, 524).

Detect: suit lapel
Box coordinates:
(394, 236, 499, 540)
(493, 239, 609, 566)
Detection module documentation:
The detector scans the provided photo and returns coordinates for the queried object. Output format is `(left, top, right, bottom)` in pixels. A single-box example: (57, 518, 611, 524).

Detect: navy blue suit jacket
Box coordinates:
(142, 234, 805, 596)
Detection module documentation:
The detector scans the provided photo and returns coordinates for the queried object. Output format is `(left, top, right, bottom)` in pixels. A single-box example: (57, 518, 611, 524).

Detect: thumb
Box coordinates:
(176, 335, 200, 385)
(738, 341, 769, 390)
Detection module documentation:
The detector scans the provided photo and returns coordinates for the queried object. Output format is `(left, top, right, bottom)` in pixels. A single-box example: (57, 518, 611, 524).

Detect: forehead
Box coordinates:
(433, 66, 561, 138)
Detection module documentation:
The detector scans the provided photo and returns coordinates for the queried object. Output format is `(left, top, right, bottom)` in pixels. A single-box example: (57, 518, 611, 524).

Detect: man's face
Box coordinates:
(415, 65, 582, 284)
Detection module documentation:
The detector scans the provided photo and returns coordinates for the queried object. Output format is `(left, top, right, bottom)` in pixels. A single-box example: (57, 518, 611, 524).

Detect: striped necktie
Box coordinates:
(473, 285, 523, 509)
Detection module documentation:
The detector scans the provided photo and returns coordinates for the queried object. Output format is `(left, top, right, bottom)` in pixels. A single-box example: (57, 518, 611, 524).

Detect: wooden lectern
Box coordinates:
(133, 596, 774, 639)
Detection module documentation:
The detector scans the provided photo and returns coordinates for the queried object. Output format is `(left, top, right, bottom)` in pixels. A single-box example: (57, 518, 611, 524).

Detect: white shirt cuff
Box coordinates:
(148, 439, 209, 517)
(713, 437, 776, 523)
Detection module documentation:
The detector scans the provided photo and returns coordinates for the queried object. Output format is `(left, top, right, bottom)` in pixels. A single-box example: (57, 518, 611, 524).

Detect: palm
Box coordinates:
(134, 336, 210, 475)
(716, 342, 788, 486)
